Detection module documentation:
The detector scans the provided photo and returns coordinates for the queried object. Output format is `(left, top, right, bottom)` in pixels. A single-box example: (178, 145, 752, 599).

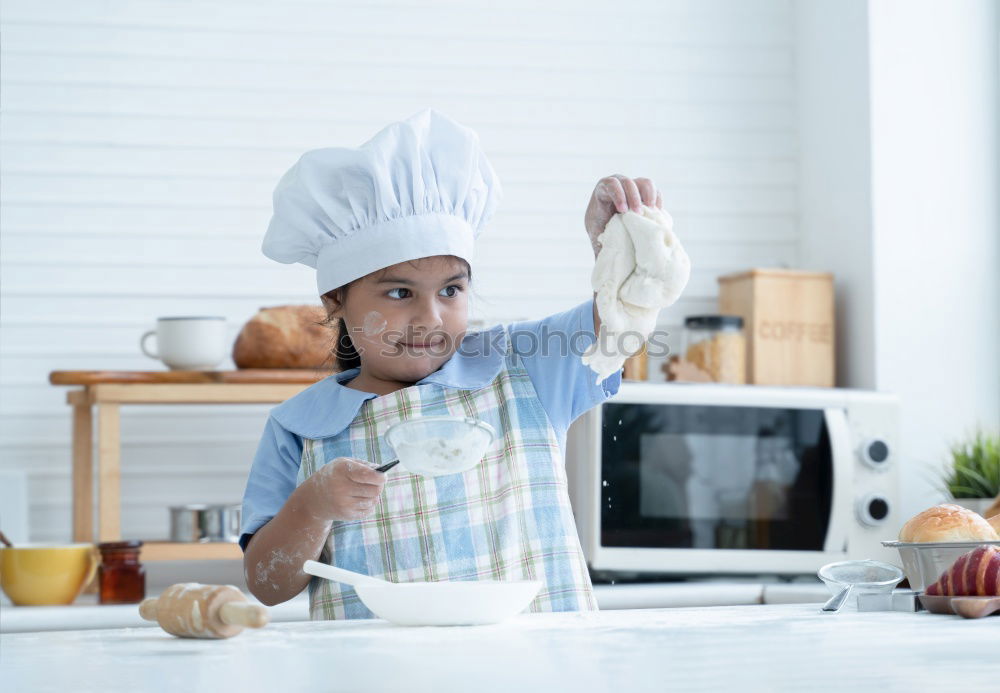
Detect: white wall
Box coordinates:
(0, 0, 799, 560)
(797, 0, 1000, 521)
(867, 0, 1000, 517)
(794, 0, 876, 389)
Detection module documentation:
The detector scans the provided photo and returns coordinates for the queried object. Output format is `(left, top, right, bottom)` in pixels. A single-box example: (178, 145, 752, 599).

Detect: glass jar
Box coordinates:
(98, 541, 145, 605)
(682, 315, 746, 384)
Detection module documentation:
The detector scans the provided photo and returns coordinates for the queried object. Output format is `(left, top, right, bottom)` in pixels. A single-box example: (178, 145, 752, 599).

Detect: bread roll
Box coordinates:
(232, 305, 337, 369)
(898, 504, 1000, 543)
(925, 545, 1000, 597)
(989, 514, 1000, 536)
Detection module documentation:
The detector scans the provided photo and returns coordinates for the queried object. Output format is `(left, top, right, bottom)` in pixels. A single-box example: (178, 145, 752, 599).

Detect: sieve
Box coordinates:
(384, 415, 495, 477)
(817, 560, 904, 613)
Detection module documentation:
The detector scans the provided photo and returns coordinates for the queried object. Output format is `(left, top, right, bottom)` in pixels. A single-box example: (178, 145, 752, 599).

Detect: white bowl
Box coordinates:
(355, 580, 542, 626)
(303, 560, 539, 626)
(385, 416, 495, 477)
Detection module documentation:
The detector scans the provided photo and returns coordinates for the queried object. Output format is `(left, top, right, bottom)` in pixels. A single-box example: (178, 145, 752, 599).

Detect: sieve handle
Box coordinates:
(821, 584, 853, 613)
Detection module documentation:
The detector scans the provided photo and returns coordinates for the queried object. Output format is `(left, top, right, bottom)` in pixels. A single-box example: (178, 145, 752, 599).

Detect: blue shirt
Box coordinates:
(239, 298, 622, 550)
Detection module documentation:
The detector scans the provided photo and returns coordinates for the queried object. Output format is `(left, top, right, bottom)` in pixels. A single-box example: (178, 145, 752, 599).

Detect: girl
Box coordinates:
(240, 109, 665, 619)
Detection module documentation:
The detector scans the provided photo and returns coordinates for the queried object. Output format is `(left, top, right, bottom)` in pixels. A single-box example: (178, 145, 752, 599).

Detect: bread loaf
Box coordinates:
(232, 305, 336, 369)
(925, 545, 1000, 597)
(898, 504, 1000, 543)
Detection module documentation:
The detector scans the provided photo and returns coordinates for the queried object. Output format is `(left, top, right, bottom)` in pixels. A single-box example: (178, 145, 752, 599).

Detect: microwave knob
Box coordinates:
(857, 494, 891, 526)
(860, 438, 891, 470)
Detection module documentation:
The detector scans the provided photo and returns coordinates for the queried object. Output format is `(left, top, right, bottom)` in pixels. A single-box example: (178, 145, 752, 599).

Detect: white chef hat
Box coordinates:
(262, 109, 502, 295)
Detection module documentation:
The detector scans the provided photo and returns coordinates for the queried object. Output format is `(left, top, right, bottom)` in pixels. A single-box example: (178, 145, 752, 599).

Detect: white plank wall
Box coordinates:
(0, 0, 798, 545)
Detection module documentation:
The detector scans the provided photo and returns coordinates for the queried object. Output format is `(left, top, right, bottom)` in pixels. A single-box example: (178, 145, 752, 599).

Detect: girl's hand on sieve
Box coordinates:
(583, 175, 663, 256)
(303, 457, 387, 522)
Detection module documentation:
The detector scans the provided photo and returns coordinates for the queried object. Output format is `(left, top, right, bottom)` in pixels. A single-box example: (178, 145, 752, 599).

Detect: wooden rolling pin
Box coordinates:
(139, 583, 269, 639)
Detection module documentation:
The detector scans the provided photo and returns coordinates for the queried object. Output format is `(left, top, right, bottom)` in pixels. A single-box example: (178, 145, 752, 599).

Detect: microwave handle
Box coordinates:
(823, 408, 853, 554)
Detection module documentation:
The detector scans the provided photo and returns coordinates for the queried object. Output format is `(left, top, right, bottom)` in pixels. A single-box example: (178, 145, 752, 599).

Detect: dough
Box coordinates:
(583, 206, 690, 383)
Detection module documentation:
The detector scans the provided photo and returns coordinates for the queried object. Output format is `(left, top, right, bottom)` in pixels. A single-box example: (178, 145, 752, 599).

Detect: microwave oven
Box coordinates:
(566, 383, 900, 577)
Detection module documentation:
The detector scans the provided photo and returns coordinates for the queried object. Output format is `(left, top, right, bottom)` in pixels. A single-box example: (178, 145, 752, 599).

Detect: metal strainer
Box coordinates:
(817, 560, 904, 613)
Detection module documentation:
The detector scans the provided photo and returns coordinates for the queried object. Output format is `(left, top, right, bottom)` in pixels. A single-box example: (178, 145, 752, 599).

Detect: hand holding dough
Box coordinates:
(583, 206, 690, 382)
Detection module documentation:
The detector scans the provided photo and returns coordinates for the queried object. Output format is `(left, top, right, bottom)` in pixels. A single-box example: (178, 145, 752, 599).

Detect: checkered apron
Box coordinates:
(297, 333, 598, 620)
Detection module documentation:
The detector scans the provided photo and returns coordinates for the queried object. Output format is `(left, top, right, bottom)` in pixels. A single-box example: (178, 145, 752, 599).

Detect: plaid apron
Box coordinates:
(297, 333, 598, 620)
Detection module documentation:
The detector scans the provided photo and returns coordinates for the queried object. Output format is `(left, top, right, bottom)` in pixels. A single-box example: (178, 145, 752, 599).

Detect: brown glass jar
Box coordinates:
(97, 541, 145, 605)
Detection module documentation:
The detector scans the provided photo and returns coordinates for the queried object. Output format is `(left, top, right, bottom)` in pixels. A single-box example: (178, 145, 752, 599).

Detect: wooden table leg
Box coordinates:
(97, 403, 122, 542)
(71, 399, 94, 543)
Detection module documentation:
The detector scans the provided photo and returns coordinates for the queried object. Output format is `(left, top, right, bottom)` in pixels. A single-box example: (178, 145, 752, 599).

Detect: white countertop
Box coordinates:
(2, 603, 996, 692)
(0, 581, 829, 633)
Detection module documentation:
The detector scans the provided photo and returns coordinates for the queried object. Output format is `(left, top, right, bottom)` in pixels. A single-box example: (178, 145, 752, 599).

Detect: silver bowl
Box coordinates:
(881, 539, 1000, 591)
(169, 504, 241, 543)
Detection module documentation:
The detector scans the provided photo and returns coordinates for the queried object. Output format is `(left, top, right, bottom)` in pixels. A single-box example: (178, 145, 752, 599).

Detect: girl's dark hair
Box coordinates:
(317, 258, 472, 372)
(316, 285, 362, 372)
(333, 315, 361, 372)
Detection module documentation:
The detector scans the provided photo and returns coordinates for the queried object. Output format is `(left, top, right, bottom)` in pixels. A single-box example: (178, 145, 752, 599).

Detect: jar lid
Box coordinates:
(684, 315, 744, 329)
(98, 540, 143, 551)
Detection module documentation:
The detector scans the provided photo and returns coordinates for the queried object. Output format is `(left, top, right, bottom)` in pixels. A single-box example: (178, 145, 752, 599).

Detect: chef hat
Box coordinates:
(262, 109, 502, 295)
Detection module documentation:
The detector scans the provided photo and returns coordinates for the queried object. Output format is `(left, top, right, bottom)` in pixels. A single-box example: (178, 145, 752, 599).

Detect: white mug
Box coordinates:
(140, 317, 228, 370)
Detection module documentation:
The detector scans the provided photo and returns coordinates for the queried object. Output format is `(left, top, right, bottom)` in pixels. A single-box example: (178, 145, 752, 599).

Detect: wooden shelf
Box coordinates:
(49, 369, 333, 386)
(55, 373, 321, 552)
(140, 541, 243, 562)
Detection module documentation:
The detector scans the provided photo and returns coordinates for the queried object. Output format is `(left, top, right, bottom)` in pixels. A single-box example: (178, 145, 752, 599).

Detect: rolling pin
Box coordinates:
(139, 583, 269, 639)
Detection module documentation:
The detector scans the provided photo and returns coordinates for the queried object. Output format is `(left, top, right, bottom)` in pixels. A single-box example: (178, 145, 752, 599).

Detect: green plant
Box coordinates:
(942, 429, 1000, 499)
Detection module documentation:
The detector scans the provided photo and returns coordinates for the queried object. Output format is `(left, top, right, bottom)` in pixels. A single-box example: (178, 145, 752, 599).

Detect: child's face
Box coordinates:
(327, 255, 471, 384)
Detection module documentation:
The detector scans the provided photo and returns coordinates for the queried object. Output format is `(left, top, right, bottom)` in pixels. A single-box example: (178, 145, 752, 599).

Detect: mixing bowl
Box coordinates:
(303, 560, 541, 626)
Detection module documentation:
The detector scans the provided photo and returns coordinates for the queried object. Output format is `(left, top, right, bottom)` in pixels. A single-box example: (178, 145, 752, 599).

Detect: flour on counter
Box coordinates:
(583, 205, 690, 383)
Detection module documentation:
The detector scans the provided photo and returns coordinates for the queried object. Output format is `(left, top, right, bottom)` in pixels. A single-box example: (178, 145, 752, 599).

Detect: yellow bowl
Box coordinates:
(0, 544, 99, 606)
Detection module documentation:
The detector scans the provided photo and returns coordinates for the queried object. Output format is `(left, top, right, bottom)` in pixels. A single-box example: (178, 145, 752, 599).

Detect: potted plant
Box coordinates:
(941, 429, 1000, 516)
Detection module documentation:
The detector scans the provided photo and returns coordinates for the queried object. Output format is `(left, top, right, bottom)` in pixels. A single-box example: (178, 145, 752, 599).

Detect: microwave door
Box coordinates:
(594, 400, 844, 569)
(821, 408, 851, 556)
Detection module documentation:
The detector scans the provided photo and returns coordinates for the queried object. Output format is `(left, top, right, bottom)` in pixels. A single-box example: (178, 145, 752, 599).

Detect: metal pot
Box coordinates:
(169, 504, 241, 543)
